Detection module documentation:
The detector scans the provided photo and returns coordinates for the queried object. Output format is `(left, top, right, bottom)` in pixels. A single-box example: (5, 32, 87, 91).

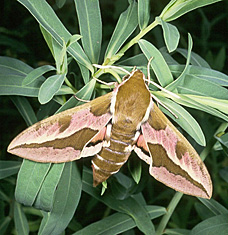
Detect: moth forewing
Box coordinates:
(7, 93, 113, 163)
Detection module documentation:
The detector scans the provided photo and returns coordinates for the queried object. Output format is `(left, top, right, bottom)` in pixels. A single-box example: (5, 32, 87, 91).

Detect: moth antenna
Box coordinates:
(146, 57, 180, 99)
(151, 93, 178, 119)
(93, 64, 131, 75)
(73, 94, 90, 103)
(92, 77, 116, 87)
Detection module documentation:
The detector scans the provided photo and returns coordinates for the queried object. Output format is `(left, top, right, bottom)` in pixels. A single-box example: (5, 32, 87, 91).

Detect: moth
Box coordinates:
(8, 69, 212, 199)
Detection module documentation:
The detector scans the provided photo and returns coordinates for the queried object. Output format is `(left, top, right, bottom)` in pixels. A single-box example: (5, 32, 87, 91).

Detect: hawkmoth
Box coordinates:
(7, 69, 212, 198)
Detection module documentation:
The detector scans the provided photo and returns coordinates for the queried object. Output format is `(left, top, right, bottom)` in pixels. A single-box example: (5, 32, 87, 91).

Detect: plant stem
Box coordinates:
(156, 192, 183, 235)
(103, 19, 159, 66)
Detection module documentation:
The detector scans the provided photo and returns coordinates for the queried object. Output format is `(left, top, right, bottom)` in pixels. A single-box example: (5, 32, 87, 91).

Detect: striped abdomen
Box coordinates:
(92, 125, 135, 186)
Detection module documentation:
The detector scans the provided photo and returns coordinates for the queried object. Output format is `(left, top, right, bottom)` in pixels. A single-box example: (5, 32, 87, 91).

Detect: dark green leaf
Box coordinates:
(15, 160, 51, 206)
(14, 201, 29, 235)
(0, 161, 21, 179)
(11, 96, 37, 126)
(39, 162, 82, 235)
(190, 214, 228, 235)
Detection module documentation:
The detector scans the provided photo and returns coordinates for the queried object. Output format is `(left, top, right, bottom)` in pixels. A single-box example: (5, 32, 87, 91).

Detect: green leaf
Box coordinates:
(22, 65, 56, 86)
(0, 216, 11, 235)
(138, 0, 150, 30)
(15, 160, 51, 206)
(17, 0, 93, 72)
(10, 96, 37, 126)
(39, 162, 82, 235)
(219, 167, 228, 183)
(190, 215, 228, 235)
(172, 94, 228, 122)
(82, 167, 155, 234)
(75, 0, 102, 63)
(158, 17, 180, 52)
(157, 96, 206, 146)
(0, 161, 21, 179)
(73, 205, 165, 235)
(0, 57, 45, 97)
(178, 75, 228, 100)
(187, 95, 228, 115)
(138, 39, 173, 86)
(105, 1, 138, 60)
(14, 201, 29, 235)
(56, 78, 96, 113)
(176, 49, 210, 68)
(169, 65, 228, 87)
(128, 156, 142, 184)
(166, 33, 192, 91)
(160, 0, 222, 22)
(197, 198, 228, 215)
(163, 228, 190, 235)
(34, 163, 65, 211)
(38, 74, 65, 104)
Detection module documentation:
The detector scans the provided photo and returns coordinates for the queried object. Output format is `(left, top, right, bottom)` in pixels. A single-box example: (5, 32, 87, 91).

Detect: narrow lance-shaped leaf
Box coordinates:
(169, 64, 228, 87)
(105, 1, 138, 61)
(75, 0, 102, 63)
(166, 33, 192, 91)
(160, 0, 222, 22)
(38, 162, 82, 235)
(0, 161, 21, 179)
(14, 201, 29, 235)
(138, 0, 150, 30)
(15, 160, 51, 207)
(17, 0, 93, 72)
(138, 39, 173, 86)
(11, 96, 37, 126)
(22, 65, 56, 86)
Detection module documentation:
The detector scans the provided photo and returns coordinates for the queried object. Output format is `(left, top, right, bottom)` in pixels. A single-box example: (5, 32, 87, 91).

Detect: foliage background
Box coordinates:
(0, 0, 228, 234)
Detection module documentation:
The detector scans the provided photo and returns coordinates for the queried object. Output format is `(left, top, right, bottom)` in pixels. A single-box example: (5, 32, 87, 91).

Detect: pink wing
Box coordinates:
(8, 93, 113, 163)
(135, 102, 212, 199)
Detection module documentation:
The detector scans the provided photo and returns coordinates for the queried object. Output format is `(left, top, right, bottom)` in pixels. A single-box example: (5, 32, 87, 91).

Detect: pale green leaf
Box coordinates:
(75, 0, 102, 63)
(138, 0, 150, 30)
(138, 39, 173, 86)
(160, 0, 222, 22)
(22, 65, 56, 86)
(17, 0, 93, 72)
(38, 74, 65, 104)
(105, 1, 138, 60)
(158, 17, 180, 52)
